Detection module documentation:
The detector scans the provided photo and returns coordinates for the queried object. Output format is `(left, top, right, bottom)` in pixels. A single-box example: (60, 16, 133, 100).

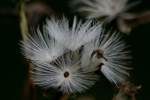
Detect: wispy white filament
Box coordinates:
(46, 17, 102, 51)
(21, 15, 132, 92)
(21, 28, 65, 63)
(31, 52, 98, 93)
(72, 0, 137, 20)
(81, 31, 131, 84)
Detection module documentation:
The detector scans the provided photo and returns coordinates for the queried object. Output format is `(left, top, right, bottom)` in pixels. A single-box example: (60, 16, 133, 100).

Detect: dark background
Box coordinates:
(0, 0, 150, 100)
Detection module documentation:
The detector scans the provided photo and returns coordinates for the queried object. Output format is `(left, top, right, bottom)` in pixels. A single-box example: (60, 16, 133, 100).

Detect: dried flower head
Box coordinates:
(113, 81, 141, 100)
(21, 15, 132, 94)
(31, 52, 98, 93)
(72, 0, 138, 21)
(46, 17, 102, 51)
(81, 31, 131, 84)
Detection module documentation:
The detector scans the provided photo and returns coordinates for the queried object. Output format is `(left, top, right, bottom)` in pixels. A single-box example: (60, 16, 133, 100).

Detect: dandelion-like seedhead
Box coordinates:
(82, 32, 131, 84)
(21, 16, 132, 94)
(31, 52, 98, 93)
(71, 0, 137, 21)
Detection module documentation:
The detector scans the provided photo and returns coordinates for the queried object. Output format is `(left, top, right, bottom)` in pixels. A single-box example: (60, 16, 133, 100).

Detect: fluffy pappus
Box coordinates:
(31, 52, 98, 93)
(45, 16, 102, 51)
(81, 31, 132, 85)
(21, 28, 65, 63)
(72, 0, 138, 21)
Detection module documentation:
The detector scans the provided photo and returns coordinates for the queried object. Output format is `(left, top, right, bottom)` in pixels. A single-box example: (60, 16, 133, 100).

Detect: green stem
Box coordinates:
(19, 0, 29, 40)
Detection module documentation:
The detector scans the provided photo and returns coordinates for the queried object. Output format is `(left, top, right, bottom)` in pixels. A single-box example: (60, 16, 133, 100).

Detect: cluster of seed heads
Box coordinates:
(21, 16, 131, 94)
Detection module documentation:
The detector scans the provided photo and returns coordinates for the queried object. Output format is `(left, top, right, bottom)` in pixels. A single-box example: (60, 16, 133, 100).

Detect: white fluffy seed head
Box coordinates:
(31, 52, 98, 93)
(45, 16, 102, 51)
(21, 28, 65, 63)
(20, 15, 132, 92)
(81, 31, 131, 84)
(72, 0, 132, 20)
